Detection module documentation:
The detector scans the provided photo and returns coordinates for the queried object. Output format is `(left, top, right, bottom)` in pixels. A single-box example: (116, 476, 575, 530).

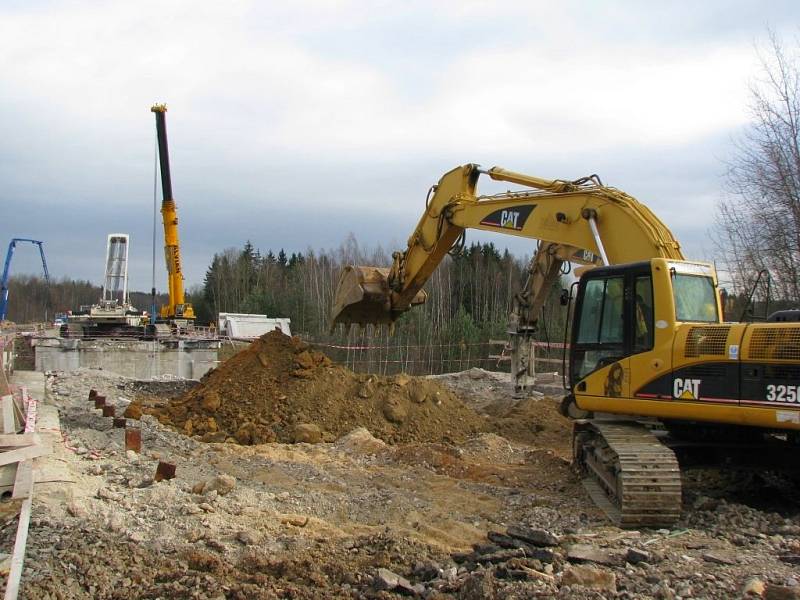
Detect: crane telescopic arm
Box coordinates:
(151, 104, 194, 321)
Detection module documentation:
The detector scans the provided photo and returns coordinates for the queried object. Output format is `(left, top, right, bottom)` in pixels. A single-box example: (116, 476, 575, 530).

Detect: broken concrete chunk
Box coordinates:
(625, 547, 650, 565)
(200, 474, 236, 496)
(374, 568, 412, 591)
(561, 564, 617, 593)
(506, 525, 559, 547)
(701, 551, 735, 566)
(482, 532, 554, 562)
(566, 544, 622, 566)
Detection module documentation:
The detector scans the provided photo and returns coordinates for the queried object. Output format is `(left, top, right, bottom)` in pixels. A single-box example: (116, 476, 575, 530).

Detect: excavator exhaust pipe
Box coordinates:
(331, 265, 426, 328)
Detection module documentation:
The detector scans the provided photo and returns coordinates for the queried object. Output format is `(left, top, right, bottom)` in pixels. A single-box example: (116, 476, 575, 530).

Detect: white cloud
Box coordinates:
(0, 0, 796, 286)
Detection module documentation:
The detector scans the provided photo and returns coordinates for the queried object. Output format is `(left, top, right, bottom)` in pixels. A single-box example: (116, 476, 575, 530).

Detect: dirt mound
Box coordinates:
(485, 397, 572, 457)
(133, 331, 488, 445)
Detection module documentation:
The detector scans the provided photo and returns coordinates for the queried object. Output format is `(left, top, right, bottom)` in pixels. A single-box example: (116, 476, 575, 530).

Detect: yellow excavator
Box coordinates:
(151, 104, 195, 331)
(331, 163, 800, 527)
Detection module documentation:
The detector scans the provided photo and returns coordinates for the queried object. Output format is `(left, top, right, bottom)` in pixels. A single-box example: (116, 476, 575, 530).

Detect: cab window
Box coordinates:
(577, 277, 624, 344)
(673, 274, 718, 323)
(573, 276, 625, 381)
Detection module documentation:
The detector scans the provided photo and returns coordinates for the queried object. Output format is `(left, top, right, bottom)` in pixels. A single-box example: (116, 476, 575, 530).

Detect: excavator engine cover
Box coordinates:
(331, 265, 426, 326)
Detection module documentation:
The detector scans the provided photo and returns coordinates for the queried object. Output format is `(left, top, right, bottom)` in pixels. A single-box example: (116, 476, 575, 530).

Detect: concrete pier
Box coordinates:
(33, 337, 220, 379)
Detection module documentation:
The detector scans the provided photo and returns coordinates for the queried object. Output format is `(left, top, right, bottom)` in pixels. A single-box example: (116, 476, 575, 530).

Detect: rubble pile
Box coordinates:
(129, 331, 488, 445)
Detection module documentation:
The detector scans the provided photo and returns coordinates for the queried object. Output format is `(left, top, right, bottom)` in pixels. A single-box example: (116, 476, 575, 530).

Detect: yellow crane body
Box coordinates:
(151, 104, 195, 322)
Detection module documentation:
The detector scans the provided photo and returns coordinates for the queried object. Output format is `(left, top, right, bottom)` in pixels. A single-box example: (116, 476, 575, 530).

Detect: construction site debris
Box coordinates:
(130, 331, 489, 445)
(154, 461, 176, 482)
(124, 427, 141, 453)
(5, 367, 800, 598)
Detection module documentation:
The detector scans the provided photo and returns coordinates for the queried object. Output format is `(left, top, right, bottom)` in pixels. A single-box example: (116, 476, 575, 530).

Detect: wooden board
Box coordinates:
(0, 434, 41, 448)
(11, 460, 31, 501)
(4, 471, 33, 600)
(1, 396, 14, 434)
(0, 445, 49, 468)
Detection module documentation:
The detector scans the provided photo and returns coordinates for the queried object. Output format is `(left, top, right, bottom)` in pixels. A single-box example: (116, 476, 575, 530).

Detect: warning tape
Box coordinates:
(312, 340, 569, 351)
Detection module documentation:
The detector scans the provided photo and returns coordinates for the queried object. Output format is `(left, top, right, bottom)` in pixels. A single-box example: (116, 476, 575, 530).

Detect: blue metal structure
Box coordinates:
(0, 238, 50, 322)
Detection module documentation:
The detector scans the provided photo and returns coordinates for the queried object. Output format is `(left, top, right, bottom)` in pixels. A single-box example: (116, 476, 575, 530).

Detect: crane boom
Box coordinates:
(0, 239, 50, 322)
(151, 104, 194, 322)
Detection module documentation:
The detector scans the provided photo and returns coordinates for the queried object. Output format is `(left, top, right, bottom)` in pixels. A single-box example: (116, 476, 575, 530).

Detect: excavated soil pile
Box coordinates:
(485, 398, 572, 457)
(132, 330, 488, 445)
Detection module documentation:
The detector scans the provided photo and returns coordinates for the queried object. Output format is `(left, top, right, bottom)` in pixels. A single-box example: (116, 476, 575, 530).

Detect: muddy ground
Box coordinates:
(2, 336, 800, 598)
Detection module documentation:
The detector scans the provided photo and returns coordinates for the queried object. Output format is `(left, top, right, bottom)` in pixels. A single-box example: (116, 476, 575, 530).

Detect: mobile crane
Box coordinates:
(331, 164, 800, 527)
(151, 104, 195, 331)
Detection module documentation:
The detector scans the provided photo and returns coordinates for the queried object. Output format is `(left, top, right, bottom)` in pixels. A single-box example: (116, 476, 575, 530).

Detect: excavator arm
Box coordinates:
(332, 163, 684, 328)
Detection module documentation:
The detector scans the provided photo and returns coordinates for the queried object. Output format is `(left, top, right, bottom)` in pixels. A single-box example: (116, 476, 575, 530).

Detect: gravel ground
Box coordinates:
(1, 367, 799, 599)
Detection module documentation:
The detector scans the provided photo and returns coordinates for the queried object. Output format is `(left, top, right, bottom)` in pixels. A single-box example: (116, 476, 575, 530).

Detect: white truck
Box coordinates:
(217, 313, 291, 340)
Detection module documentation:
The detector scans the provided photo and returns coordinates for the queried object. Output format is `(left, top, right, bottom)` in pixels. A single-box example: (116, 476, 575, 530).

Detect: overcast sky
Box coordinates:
(1, 1, 798, 296)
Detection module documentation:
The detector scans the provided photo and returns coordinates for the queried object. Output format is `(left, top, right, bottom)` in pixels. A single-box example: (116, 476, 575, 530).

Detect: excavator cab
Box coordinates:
(569, 258, 751, 413)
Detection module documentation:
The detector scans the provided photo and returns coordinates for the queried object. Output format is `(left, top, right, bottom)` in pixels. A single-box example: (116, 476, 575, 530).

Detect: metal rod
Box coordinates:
(586, 216, 610, 265)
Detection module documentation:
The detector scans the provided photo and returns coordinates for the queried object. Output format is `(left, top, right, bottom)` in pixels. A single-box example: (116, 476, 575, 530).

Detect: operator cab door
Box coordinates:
(570, 263, 654, 397)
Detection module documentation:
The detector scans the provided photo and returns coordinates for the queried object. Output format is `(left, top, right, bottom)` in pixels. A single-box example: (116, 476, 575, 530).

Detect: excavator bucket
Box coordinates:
(331, 266, 427, 327)
(331, 266, 394, 326)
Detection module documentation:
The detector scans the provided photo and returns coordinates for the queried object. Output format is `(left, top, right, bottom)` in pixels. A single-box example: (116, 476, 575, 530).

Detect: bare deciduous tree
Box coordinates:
(714, 32, 800, 302)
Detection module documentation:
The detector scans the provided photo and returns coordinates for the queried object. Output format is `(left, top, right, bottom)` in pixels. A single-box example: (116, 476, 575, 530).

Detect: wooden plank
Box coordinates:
(4, 471, 34, 600)
(1, 396, 15, 434)
(11, 460, 31, 500)
(0, 433, 40, 448)
(0, 445, 50, 467)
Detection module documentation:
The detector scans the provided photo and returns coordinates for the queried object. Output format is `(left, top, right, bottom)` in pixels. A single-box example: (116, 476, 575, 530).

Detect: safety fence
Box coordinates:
(309, 339, 568, 377)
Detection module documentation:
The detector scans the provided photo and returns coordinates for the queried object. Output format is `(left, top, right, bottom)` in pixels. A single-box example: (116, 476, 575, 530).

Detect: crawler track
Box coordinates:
(575, 420, 682, 527)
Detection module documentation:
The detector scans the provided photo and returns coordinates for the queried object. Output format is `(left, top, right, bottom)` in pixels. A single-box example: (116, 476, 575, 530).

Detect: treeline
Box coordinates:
(5, 237, 570, 376)
(194, 236, 568, 375)
(3, 275, 167, 324)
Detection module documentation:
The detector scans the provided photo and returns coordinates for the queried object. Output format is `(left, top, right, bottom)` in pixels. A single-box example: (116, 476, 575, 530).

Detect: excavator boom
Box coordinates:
(331, 163, 683, 327)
